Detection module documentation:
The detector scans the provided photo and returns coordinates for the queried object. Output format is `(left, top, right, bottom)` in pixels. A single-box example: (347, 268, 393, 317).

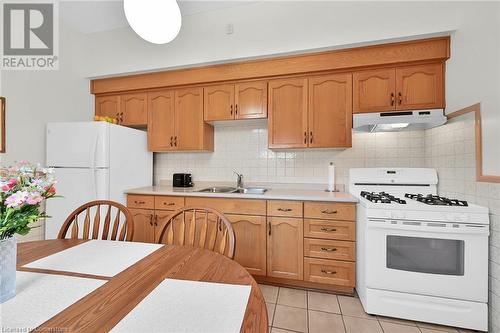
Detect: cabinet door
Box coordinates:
(268, 78, 308, 148)
(353, 68, 396, 113)
(228, 214, 267, 276)
(148, 90, 176, 151)
(267, 217, 303, 280)
(120, 93, 147, 126)
(396, 63, 444, 110)
(235, 81, 267, 119)
(129, 208, 155, 243)
(308, 74, 352, 148)
(204, 84, 234, 121)
(95, 95, 120, 119)
(175, 87, 205, 150)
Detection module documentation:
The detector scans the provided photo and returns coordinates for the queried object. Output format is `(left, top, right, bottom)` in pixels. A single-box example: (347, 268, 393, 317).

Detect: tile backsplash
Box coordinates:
(154, 121, 426, 186)
(424, 112, 500, 333)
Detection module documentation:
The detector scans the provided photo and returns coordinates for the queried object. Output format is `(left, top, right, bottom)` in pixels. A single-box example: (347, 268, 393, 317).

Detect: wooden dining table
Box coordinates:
(15, 239, 268, 332)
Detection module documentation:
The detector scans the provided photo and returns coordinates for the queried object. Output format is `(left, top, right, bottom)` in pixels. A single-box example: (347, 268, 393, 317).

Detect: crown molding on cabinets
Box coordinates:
(90, 36, 450, 95)
(447, 103, 500, 183)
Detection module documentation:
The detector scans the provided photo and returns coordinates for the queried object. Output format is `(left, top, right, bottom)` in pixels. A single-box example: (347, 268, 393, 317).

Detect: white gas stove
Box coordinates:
(349, 168, 489, 332)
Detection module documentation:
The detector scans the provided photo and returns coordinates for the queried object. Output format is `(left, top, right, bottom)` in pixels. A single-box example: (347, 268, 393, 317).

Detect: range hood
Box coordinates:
(353, 109, 447, 132)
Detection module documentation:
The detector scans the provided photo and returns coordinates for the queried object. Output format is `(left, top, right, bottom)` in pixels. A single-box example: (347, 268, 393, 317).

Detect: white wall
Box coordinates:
(0, 22, 93, 165)
(82, 1, 499, 176)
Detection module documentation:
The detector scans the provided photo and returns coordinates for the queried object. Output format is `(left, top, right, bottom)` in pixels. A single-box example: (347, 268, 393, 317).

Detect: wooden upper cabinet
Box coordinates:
(308, 74, 352, 148)
(235, 81, 267, 119)
(267, 217, 304, 280)
(95, 95, 120, 119)
(147, 90, 176, 151)
(120, 93, 147, 126)
(353, 68, 396, 113)
(396, 63, 444, 110)
(175, 87, 214, 151)
(204, 84, 234, 121)
(228, 214, 267, 276)
(268, 78, 308, 148)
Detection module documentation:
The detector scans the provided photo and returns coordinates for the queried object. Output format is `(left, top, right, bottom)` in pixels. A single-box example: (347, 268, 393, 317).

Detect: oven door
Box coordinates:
(366, 219, 489, 302)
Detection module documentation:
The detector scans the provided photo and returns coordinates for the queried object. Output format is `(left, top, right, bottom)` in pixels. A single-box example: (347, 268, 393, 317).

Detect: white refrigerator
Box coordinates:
(45, 122, 152, 239)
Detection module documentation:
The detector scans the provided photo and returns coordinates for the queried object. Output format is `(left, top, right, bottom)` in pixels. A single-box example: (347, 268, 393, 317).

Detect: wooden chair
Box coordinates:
(57, 200, 134, 241)
(156, 206, 236, 259)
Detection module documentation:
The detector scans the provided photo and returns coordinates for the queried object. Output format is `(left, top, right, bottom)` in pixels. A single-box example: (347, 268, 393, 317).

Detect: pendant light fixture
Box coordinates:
(124, 0, 182, 44)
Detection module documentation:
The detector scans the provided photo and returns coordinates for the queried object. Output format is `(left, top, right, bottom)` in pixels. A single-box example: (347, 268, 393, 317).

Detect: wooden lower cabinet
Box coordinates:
(228, 214, 267, 276)
(267, 217, 303, 280)
(128, 195, 356, 292)
(130, 208, 155, 243)
(304, 258, 355, 287)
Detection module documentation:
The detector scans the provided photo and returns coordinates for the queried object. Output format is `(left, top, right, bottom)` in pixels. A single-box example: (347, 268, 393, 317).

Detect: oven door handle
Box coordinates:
(367, 219, 489, 235)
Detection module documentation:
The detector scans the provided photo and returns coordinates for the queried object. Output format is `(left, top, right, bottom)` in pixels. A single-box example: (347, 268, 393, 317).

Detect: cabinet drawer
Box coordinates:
(155, 196, 184, 211)
(267, 200, 303, 217)
(304, 258, 355, 287)
(185, 197, 266, 216)
(304, 202, 355, 221)
(127, 195, 154, 209)
(304, 238, 355, 261)
(304, 219, 355, 241)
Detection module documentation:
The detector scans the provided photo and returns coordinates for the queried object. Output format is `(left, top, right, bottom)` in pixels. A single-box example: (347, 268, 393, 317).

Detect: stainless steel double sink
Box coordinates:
(196, 186, 268, 195)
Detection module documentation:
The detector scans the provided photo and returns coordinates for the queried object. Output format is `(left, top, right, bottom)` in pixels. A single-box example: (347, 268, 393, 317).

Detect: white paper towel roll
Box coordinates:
(328, 162, 335, 192)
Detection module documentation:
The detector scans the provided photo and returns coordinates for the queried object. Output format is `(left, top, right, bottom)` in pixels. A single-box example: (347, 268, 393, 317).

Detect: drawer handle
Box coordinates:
(321, 269, 337, 275)
(134, 200, 146, 204)
(321, 247, 337, 252)
(277, 208, 292, 212)
(320, 227, 337, 232)
(321, 209, 338, 214)
(164, 202, 175, 206)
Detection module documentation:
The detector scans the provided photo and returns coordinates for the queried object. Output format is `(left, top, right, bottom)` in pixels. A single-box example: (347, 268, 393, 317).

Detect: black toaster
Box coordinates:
(173, 173, 194, 187)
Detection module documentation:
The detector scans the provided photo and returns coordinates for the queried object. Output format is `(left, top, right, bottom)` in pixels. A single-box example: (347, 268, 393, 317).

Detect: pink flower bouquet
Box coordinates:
(0, 161, 57, 240)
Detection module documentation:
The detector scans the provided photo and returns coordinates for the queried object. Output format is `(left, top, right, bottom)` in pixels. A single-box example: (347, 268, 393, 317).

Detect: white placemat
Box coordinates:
(0, 271, 105, 331)
(23, 240, 163, 277)
(111, 279, 252, 333)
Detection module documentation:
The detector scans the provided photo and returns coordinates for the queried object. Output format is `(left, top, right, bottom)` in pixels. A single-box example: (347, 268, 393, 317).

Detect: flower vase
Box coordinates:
(0, 236, 16, 303)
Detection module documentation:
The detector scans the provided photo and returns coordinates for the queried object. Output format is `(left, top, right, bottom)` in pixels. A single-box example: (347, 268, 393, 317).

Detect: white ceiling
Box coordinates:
(60, 1, 256, 34)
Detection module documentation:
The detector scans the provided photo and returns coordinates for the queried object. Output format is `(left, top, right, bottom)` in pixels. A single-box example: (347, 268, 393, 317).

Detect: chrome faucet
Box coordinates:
(234, 171, 244, 189)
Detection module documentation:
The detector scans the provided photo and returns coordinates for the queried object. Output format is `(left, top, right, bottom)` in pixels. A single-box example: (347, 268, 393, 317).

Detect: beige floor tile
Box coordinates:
(308, 291, 341, 314)
(271, 328, 296, 333)
(343, 315, 383, 333)
(273, 305, 308, 333)
(277, 287, 307, 309)
(260, 284, 279, 303)
(308, 310, 345, 333)
(377, 315, 417, 326)
(419, 329, 458, 333)
(267, 303, 276, 326)
(379, 321, 421, 333)
(338, 296, 374, 319)
(417, 322, 460, 332)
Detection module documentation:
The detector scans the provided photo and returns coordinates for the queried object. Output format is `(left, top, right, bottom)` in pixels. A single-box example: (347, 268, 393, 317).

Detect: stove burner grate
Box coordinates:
(405, 193, 468, 206)
(360, 191, 406, 204)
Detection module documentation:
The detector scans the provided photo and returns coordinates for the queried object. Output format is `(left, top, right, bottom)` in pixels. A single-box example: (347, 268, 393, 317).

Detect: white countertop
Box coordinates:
(126, 182, 358, 203)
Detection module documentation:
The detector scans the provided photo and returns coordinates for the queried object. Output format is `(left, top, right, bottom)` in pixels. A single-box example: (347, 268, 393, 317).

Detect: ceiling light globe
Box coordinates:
(124, 0, 182, 44)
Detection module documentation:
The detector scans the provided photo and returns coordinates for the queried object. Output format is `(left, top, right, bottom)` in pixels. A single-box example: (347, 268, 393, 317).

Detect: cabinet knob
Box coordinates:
(134, 200, 146, 204)
(277, 208, 292, 212)
(390, 93, 395, 106)
(320, 227, 337, 232)
(398, 92, 402, 105)
(268, 222, 272, 236)
(321, 209, 337, 214)
(235, 104, 238, 115)
(230, 104, 233, 116)
(170, 136, 173, 147)
(310, 131, 313, 144)
(304, 131, 307, 144)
